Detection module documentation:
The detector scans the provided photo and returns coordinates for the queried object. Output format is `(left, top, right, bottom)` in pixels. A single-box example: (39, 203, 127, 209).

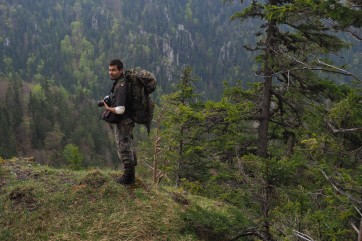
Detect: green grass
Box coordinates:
(0, 158, 248, 241)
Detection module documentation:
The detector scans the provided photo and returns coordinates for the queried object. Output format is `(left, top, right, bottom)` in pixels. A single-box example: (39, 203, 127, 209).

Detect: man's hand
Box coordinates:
(103, 100, 115, 113)
(104, 101, 125, 115)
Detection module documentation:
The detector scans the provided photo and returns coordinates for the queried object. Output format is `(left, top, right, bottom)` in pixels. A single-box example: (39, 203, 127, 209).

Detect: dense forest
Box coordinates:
(0, 0, 256, 98)
(1, 0, 362, 240)
(0, 0, 251, 165)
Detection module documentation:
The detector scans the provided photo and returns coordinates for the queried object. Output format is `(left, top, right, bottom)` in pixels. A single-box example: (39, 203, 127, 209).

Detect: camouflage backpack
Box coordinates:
(125, 69, 157, 133)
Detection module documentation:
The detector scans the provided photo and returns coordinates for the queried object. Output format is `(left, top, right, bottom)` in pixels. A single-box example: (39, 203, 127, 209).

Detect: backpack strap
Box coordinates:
(108, 77, 122, 95)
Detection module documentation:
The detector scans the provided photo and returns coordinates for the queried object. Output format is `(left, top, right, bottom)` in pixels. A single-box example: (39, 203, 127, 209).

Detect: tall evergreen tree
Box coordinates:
(160, 67, 207, 186)
(226, 0, 362, 239)
(230, 0, 361, 157)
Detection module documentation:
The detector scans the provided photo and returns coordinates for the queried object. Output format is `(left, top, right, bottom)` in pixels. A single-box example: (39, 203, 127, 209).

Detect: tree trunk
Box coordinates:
(257, 5, 278, 240)
(257, 74, 272, 158)
(256, 19, 276, 158)
(176, 126, 184, 187)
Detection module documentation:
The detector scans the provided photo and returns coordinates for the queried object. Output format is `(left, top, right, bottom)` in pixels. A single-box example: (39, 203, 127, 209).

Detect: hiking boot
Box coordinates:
(117, 168, 135, 185)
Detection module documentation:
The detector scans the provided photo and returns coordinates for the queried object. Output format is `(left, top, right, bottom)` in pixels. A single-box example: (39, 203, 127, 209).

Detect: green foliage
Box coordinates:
(0, 79, 23, 158)
(329, 88, 362, 128)
(63, 144, 84, 170)
(0, 106, 17, 158)
(185, 0, 193, 20)
(160, 67, 210, 183)
(0, 0, 258, 99)
(180, 198, 248, 240)
(0, 75, 118, 167)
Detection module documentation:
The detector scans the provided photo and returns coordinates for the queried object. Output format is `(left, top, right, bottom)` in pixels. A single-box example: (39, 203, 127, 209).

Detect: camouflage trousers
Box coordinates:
(112, 119, 136, 170)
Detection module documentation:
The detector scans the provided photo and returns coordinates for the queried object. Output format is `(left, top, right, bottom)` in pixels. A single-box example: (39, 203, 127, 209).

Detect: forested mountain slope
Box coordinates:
(0, 0, 258, 99)
(0, 0, 255, 164)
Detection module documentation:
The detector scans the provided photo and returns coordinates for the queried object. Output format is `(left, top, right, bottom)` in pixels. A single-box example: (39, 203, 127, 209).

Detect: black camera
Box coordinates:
(97, 95, 112, 107)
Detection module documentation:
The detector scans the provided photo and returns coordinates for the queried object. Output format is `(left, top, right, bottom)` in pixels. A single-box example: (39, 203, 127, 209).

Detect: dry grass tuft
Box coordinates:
(8, 186, 38, 211)
(171, 192, 190, 206)
(0, 160, 194, 240)
(79, 169, 108, 188)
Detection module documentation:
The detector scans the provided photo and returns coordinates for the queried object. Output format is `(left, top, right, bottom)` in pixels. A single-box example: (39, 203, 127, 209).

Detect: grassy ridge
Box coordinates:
(0, 158, 247, 241)
(0, 158, 187, 240)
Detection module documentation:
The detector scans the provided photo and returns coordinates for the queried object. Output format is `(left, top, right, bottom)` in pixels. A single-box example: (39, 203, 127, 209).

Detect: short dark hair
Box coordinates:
(109, 59, 123, 70)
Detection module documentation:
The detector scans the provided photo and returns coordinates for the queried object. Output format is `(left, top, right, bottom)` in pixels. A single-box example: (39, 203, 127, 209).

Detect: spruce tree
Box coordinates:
(160, 67, 206, 186)
(226, 0, 362, 239)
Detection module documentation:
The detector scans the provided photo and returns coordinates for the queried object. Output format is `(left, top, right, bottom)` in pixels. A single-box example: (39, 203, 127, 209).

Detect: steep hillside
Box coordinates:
(0, 0, 257, 99)
(0, 157, 248, 241)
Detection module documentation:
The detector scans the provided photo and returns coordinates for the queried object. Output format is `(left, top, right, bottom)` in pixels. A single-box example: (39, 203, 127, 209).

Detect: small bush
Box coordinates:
(180, 202, 247, 240)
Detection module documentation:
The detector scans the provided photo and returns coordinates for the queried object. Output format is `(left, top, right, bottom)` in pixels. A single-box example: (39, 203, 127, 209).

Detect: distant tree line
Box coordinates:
(0, 76, 117, 167)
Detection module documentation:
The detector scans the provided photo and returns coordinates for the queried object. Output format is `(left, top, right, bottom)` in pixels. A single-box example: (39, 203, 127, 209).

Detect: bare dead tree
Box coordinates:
(152, 107, 167, 185)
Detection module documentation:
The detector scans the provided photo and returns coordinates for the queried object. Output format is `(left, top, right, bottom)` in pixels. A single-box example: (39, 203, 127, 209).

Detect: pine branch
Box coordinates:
(227, 227, 266, 241)
(315, 58, 362, 82)
(326, 121, 362, 134)
(293, 230, 315, 241)
(323, 19, 362, 41)
(268, 47, 362, 82)
(271, 89, 303, 127)
(320, 169, 362, 204)
(358, 217, 362, 241)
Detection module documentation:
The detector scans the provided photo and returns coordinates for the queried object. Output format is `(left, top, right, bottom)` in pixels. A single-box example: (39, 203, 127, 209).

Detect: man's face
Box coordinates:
(109, 65, 122, 80)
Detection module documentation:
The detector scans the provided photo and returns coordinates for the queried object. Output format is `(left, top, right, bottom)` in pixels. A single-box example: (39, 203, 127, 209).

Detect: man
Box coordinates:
(103, 59, 136, 185)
